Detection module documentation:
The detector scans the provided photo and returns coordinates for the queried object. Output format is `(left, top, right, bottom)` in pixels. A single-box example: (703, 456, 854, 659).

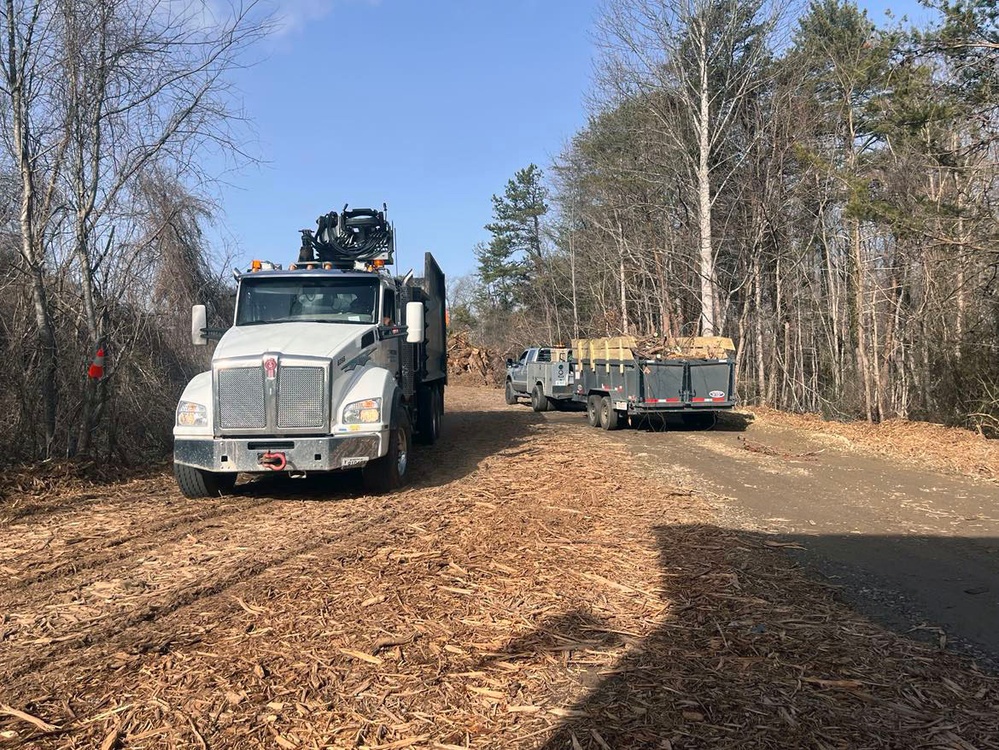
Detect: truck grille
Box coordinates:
(218, 367, 266, 430)
(277, 366, 326, 429)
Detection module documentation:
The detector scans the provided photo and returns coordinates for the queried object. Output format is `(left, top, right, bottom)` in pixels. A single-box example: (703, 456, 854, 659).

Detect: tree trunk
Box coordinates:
(696, 30, 717, 336)
(752, 250, 766, 401)
(9, 1, 59, 455)
(850, 219, 873, 421)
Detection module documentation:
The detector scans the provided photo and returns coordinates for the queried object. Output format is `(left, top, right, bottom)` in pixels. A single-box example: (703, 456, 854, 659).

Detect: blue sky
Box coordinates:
(211, 0, 931, 281)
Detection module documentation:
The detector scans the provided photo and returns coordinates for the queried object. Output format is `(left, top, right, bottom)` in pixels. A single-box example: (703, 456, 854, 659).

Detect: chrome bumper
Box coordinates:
(175, 433, 384, 473)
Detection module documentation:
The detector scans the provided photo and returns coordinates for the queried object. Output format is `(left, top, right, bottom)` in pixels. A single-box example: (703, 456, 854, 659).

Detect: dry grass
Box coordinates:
(1, 387, 996, 748)
(747, 406, 999, 483)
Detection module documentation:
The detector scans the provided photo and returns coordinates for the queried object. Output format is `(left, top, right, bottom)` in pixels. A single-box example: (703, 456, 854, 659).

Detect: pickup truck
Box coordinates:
(504, 347, 575, 412)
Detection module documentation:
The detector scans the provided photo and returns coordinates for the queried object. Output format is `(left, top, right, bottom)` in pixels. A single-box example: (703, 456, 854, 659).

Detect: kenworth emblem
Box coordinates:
(263, 356, 278, 380)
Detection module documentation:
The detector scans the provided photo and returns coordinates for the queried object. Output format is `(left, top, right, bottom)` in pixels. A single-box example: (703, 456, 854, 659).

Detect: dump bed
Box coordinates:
(415, 252, 447, 384)
(572, 336, 736, 413)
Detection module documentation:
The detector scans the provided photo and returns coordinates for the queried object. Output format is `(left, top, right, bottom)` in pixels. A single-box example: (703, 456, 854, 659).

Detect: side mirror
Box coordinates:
(405, 302, 425, 344)
(506, 358, 513, 367)
(191, 304, 208, 346)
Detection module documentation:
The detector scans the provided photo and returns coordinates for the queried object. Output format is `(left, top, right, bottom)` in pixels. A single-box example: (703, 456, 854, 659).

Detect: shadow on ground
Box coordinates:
(235, 407, 545, 500)
(484, 524, 999, 749)
(546, 408, 753, 434)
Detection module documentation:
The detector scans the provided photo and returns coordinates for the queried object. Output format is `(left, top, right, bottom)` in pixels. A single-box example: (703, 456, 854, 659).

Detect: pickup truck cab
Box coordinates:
(504, 347, 574, 412)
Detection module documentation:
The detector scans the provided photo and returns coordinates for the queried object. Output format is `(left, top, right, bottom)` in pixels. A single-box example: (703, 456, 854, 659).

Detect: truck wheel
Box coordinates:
(505, 380, 518, 405)
(174, 463, 237, 499)
(436, 384, 445, 434)
(586, 395, 602, 427)
(599, 396, 621, 431)
(415, 385, 440, 445)
(363, 408, 411, 494)
(531, 384, 550, 412)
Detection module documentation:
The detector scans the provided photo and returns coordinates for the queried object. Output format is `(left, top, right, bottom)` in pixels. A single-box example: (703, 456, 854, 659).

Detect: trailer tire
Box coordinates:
(415, 385, 441, 445)
(363, 408, 411, 494)
(599, 396, 622, 431)
(531, 384, 550, 412)
(174, 463, 237, 499)
(505, 379, 518, 405)
(586, 394, 602, 427)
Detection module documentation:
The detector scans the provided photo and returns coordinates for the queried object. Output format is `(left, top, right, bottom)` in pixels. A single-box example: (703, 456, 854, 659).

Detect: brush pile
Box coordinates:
(447, 331, 504, 385)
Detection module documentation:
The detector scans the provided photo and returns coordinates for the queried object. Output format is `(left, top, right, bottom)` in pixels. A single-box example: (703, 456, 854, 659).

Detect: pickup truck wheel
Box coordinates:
(586, 395, 602, 427)
(599, 396, 621, 431)
(363, 409, 411, 494)
(504, 380, 518, 405)
(531, 384, 550, 412)
(174, 463, 237, 499)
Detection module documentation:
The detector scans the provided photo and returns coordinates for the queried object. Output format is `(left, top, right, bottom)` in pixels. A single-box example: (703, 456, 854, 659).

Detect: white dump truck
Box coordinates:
(173, 206, 446, 497)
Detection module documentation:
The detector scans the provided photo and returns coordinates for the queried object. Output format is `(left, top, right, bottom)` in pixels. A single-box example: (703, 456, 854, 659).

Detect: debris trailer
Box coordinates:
(173, 206, 446, 497)
(574, 336, 737, 430)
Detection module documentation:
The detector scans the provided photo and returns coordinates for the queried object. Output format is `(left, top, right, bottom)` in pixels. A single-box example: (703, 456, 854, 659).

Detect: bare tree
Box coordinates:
(0, 0, 268, 459)
(596, 0, 783, 335)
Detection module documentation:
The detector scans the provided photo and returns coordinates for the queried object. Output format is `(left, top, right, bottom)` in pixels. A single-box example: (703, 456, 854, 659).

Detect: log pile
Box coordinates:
(447, 331, 504, 385)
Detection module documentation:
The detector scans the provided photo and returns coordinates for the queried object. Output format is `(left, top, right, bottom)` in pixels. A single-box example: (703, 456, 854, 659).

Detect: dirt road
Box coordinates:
(2, 387, 998, 748)
(548, 407, 999, 668)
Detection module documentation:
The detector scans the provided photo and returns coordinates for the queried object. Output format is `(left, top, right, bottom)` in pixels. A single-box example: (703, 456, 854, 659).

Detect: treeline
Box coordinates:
(458, 0, 999, 429)
(1, 1, 261, 462)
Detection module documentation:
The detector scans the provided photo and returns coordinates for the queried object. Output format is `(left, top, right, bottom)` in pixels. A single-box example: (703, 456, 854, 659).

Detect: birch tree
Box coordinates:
(596, 0, 781, 335)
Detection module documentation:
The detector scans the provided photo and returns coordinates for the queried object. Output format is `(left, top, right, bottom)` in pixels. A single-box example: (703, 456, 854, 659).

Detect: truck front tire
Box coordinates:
(505, 380, 518, 405)
(363, 408, 412, 494)
(174, 463, 237, 499)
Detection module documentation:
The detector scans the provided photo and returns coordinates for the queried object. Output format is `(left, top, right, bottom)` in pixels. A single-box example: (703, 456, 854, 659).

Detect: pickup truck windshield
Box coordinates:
(236, 277, 379, 326)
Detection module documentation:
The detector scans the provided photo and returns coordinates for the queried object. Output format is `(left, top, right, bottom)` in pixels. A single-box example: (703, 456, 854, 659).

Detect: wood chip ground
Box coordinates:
(1, 387, 997, 748)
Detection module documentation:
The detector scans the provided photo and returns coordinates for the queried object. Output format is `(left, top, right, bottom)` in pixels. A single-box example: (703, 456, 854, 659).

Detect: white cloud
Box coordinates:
(268, 0, 381, 36)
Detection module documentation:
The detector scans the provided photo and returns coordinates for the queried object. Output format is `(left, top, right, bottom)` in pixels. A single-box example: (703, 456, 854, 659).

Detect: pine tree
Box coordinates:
(477, 164, 549, 315)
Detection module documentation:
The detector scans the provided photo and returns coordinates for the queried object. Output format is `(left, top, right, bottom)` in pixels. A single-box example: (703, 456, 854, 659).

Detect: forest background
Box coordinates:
(1, 0, 997, 466)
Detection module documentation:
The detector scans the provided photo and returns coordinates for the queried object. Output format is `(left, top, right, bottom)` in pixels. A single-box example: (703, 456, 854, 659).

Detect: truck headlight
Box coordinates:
(343, 398, 381, 424)
(176, 401, 208, 427)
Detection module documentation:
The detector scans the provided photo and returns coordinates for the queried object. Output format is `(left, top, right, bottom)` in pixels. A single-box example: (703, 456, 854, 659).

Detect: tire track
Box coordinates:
(2, 495, 279, 592)
(2, 505, 399, 685)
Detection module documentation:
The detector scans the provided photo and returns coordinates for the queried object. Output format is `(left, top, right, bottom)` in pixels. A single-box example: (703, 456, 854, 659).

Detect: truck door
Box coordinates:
(511, 350, 531, 391)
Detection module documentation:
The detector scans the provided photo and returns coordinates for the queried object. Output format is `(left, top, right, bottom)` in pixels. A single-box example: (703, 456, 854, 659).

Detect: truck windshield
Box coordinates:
(235, 277, 379, 326)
